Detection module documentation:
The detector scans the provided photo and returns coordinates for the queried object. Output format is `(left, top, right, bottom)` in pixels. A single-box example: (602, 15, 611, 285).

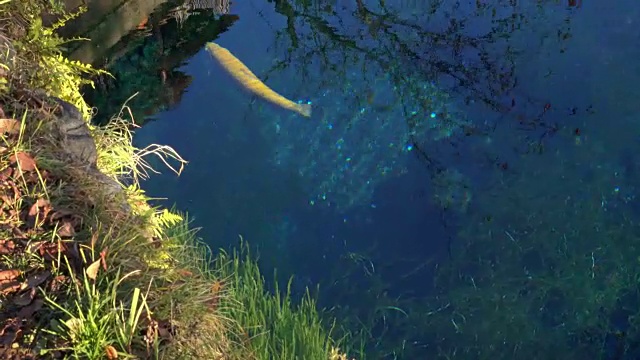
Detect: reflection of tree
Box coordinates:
(271, 0, 520, 110)
(82, 2, 239, 125)
(171, 0, 231, 25)
(272, 0, 576, 139)
(256, 0, 570, 213)
(257, 1, 604, 359)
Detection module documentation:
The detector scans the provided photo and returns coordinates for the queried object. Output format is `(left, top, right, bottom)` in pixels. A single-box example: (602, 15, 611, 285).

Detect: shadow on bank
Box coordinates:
(57, 0, 238, 125)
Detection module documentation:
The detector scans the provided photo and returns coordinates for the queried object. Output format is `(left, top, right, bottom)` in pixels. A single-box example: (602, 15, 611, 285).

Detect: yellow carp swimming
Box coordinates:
(206, 42, 312, 117)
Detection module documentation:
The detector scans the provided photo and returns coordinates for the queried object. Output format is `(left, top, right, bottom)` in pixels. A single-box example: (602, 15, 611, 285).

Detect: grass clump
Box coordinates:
(0, 0, 354, 359)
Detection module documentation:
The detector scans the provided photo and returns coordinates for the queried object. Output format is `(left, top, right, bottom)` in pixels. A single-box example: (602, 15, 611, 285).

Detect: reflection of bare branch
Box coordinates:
(188, 0, 231, 14)
(250, 0, 576, 213)
(269, 0, 572, 125)
(170, 0, 232, 26)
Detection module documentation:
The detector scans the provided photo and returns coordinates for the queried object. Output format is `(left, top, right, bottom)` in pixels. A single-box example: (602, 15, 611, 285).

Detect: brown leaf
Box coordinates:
(11, 227, 26, 239)
(13, 287, 35, 306)
(105, 345, 118, 359)
(49, 275, 67, 293)
(0, 194, 11, 206)
(40, 169, 50, 180)
(85, 259, 101, 280)
(50, 208, 76, 221)
(63, 240, 82, 272)
(17, 298, 43, 319)
(0, 119, 20, 135)
(28, 198, 50, 217)
(31, 241, 64, 262)
(8, 182, 20, 200)
(28, 198, 51, 228)
(176, 269, 192, 277)
(0, 280, 20, 295)
(0, 167, 12, 181)
(0, 269, 19, 282)
(90, 231, 98, 248)
(25, 240, 43, 254)
(9, 152, 36, 172)
(156, 320, 173, 339)
(57, 221, 75, 238)
(99, 247, 108, 271)
(25, 270, 50, 289)
(0, 239, 14, 254)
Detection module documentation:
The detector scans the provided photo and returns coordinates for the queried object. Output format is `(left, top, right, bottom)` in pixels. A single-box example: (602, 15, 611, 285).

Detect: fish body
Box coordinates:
(206, 42, 311, 117)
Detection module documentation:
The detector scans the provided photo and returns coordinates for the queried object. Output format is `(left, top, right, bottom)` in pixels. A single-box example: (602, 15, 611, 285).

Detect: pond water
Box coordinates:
(75, 0, 640, 358)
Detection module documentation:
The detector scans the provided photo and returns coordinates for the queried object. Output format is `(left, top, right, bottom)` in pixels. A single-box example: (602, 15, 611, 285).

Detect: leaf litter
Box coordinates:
(0, 149, 85, 358)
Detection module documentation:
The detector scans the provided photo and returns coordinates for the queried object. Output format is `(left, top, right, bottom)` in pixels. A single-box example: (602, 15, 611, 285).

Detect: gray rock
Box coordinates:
(47, 96, 130, 211)
(48, 96, 98, 167)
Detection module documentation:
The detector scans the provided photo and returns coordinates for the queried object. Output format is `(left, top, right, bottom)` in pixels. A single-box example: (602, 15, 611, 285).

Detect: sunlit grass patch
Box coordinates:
(213, 236, 354, 360)
(93, 94, 186, 184)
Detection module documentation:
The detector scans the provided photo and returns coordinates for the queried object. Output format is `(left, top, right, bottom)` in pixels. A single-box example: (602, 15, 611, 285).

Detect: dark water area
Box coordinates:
(70, 0, 640, 358)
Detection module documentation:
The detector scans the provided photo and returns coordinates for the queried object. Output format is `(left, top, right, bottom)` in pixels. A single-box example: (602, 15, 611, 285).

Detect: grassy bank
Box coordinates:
(0, 1, 355, 359)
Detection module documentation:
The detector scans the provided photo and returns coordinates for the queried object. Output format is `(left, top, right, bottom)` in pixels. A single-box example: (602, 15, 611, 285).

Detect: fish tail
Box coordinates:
(297, 103, 312, 117)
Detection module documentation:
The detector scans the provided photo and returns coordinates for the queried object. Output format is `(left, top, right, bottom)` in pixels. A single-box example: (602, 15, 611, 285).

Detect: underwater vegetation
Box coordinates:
(431, 168, 472, 213)
(257, 55, 470, 213)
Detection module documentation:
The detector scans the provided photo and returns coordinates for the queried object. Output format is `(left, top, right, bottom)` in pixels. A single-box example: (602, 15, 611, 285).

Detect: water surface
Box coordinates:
(82, 0, 640, 358)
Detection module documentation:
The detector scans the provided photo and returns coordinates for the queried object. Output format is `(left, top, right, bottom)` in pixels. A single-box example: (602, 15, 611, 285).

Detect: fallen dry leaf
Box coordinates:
(156, 319, 173, 340)
(90, 232, 98, 248)
(0, 240, 15, 255)
(105, 345, 118, 359)
(25, 270, 50, 289)
(13, 287, 35, 306)
(27, 198, 51, 228)
(176, 269, 192, 277)
(0, 326, 22, 349)
(9, 152, 36, 172)
(28, 198, 50, 217)
(0, 269, 19, 282)
(0, 119, 20, 135)
(0, 194, 11, 206)
(85, 259, 101, 280)
(144, 319, 158, 349)
(99, 247, 108, 271)
(11, 227, 26, 239)
(25, 241, 44, 255)
(49, 275, 66, 293)
(17, 298, 43, 319)
(0, 280, 21, 295)
(49, 208, 76, 221)
(0, 167, 12, 180)
(29, 241, 61, 262)
(57, 221, 75, 238)
(0, 270, 22, 296)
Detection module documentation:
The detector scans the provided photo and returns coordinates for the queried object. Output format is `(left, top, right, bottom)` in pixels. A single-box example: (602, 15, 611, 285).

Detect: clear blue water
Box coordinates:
(83, 0, 640, 358)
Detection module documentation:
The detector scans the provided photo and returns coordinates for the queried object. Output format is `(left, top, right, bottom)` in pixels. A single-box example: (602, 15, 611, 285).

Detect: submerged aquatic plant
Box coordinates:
(259, 58, 469, 213)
